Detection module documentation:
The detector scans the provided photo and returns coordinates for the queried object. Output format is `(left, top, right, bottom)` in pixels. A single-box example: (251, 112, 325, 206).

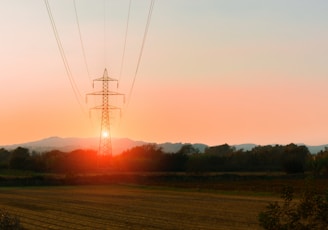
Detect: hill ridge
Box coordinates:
(1, 137, 327, 154)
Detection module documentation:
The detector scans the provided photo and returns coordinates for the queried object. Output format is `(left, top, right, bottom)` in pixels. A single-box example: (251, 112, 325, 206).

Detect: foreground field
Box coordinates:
(0, 184, 271, 230)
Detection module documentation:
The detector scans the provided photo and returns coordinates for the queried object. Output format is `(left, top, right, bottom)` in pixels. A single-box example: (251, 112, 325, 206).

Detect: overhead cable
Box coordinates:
(73, 0, 91, 83)
(118, 0, 132, 87)
(44, 0, 86, 114)
(104, 0, 107, 67)
(127, 0, 155, 105)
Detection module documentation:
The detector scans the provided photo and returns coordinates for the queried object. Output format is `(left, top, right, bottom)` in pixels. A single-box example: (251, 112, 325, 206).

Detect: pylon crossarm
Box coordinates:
(87, 91, 124, 96)
(90, 105, 121, 110)
(93, 76, 118, 82)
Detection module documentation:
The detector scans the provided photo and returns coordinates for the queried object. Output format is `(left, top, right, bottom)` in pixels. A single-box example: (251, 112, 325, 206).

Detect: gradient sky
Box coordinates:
(1, 0, 328, 146)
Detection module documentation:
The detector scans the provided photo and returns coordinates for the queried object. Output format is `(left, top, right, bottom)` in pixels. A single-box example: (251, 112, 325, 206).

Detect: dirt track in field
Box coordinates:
(0, 185, 270, 230)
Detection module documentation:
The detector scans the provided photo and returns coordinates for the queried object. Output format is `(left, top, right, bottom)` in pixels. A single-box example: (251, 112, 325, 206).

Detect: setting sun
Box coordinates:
(102, 131, 109, 139)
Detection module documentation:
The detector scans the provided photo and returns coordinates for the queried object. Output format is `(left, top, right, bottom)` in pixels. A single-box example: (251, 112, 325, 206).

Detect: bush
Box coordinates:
(0, 209, 22, 230)
(259, 183, 328, 230)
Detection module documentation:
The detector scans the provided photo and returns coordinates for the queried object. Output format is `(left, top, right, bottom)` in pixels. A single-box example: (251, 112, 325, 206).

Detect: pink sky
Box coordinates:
(1, 1, 328, 146)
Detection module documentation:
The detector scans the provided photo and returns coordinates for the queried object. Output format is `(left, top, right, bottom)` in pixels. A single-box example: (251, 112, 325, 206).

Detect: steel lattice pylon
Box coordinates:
(86, 68, 124, 158)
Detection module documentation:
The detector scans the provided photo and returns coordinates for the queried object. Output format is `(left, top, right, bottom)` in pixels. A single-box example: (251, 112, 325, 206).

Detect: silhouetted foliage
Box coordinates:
(0, 148, 10, 169)
(66, 149, 97, 173)
(250, 145, 284, 171)
(163, 152, 188, 171)
(259, 181, 328, 230)
(113, 144, 164, 171)
(205, 144, 235, 156)
(9, 147, 30, 170)
(0, 209, 21, 230)
(282, 144, 310, 174)
(311, 148, 328, 176)
(177, 144, 199, 155)
(0, 143, 319, 174)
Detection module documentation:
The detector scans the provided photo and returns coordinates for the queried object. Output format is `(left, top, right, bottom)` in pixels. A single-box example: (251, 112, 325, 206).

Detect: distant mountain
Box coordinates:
(158, 142, 208, 153)
(306, 145, 328, 154)
(234, 144, 257, 151)
(1, 137, 147, 155)
(1, 137, 326, 154)
(235, 143, 328, 154)
(0, 137, 207, 155)
(234, 143, 328, 154)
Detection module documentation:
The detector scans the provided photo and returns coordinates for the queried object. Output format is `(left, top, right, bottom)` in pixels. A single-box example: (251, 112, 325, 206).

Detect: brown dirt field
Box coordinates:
(0, 185, 272, 230)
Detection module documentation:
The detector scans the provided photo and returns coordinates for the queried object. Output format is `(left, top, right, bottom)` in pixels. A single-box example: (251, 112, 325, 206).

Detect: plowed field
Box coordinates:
(0, 185, 271, 229)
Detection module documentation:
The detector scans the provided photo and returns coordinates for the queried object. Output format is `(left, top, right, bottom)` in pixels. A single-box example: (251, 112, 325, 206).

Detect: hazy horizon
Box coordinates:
(2, 135, 328, 149)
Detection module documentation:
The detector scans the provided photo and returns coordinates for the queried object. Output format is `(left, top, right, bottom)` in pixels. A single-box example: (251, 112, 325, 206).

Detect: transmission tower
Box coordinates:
(86, 68, 125, 158)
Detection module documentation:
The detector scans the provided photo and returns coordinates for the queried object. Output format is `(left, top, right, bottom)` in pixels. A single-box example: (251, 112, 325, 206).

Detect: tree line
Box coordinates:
(1, 143, 328, 175)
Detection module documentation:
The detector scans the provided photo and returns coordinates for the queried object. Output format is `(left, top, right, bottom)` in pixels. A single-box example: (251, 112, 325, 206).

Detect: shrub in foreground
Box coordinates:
(0, 209, 21, 230)
(259, 184, 328, 230)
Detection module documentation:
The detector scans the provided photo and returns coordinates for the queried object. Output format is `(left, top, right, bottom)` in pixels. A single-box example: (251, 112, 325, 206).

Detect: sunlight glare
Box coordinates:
(102, 131, 109, 138)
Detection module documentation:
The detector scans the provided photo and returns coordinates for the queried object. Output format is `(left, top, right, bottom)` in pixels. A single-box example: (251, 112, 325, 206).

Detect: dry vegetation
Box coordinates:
(0, 184, 273, 230)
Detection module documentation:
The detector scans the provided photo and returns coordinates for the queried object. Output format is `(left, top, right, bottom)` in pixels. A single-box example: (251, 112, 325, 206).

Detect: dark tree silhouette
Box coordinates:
(9, 147, 30, 170)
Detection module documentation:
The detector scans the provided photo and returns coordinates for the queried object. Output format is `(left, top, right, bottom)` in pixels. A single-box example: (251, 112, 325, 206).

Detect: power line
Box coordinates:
(127, 0, 155, 105)
(118, 0, 132, 87)
(104, 0, 107, 67)
(73, 0, 91, 83)
(44, 0, 86, 114)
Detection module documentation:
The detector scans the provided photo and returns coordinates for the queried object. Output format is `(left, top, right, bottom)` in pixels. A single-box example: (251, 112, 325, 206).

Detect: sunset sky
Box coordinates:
(1, 0, 328, 146)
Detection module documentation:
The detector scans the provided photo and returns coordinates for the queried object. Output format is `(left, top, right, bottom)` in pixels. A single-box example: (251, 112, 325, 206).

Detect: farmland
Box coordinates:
(0, 184, 271, 230)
